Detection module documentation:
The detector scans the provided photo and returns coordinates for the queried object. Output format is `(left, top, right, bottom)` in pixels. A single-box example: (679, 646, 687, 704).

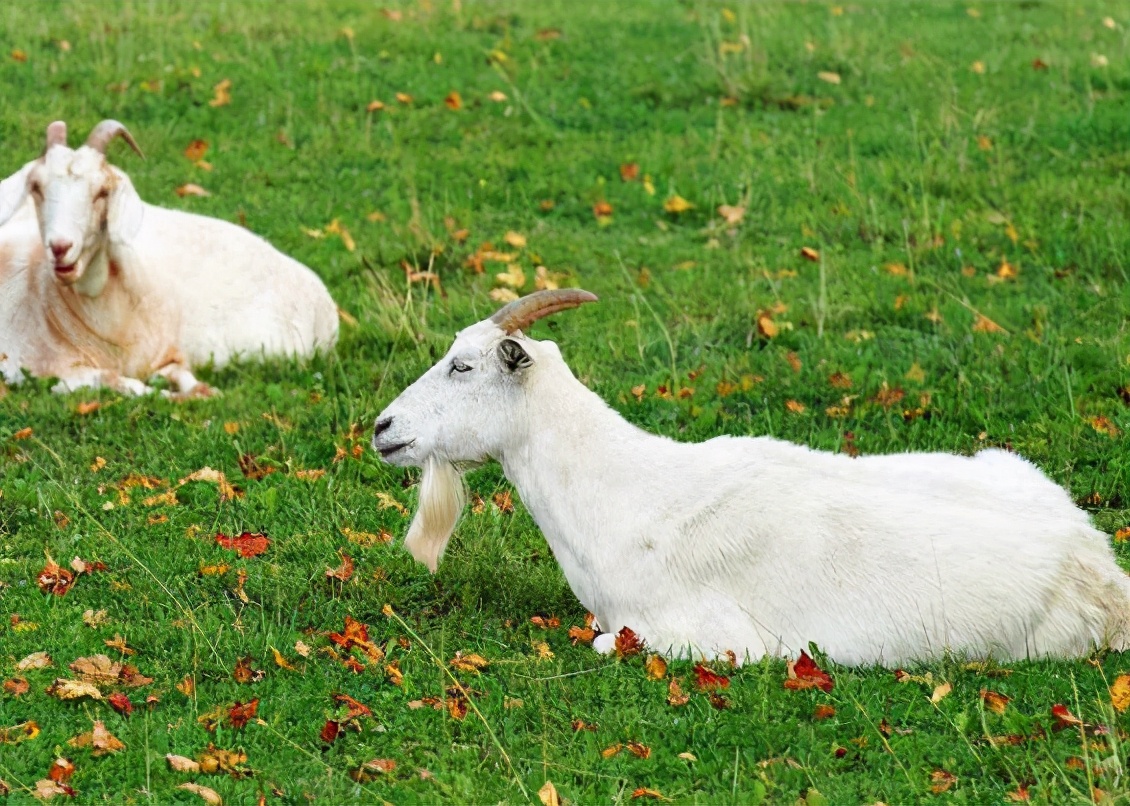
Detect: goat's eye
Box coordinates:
(450, 359, 472, 374)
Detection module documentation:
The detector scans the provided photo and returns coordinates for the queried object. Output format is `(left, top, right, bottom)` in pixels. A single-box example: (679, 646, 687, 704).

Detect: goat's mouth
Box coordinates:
(53, 262, 78, 278)
(374, 439, 414, 460)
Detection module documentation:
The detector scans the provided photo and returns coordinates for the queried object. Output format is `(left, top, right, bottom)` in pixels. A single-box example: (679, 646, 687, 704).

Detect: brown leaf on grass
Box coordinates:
(872, 383, 905, 409)
(70, 655, 121, 685)
(620, 162, 640, 182)
(34, 779, 76, 800)
(18, 652, 51, 671)
(334, 693, 372, 720)
(571, 718, 598, 731)
(600, 743, 623, 758)
(981, 689, 1010, 714)
(717, 204, 745, 225)
(48, 758, 75, 784)
(931, 682, 953, 703)
(645, 654, 668, 680)
(326, 551, 355, 583)
(568, 625, 596, 645)
(46, 680, 101, 703)
(972, 313, 1006, 334)
(529, 615, 560, 629)
(178, 782, 222, 805)
(666, 678, 690, 707)
(166, 754, 201, 773)
(614, 626, 643, 658)
(395, 92, 413, 104)
(4, 678, 29, 697)
(215, 532, 270, 558)
(176, 675, 196, 696)
(38, 555, 75, 596)
(209, 78, 231, 107)
(68, 721, 124, 755)
(232, 656, 263, 684)
(104, 634, 136, 655)
(351, 758, 398, 783)
(493, 490, 515, 513)
(630, 789, 670, 801)
(800, 246, 820, 262)
(446, 694, 468, 720)
(785, 400, 806, 414)
(593, 201, 613, 219)
(237, 454, 277, 481)
(1007, 784, 1031, 803)
(118, 663, 152, 688)
(538, 780, 560, 806)
(184, 139, 208, 161)
(784, 651, 834, 692)
(930, 769, 957, 794)
(627, 740, 652, 759)
(181, 467, 242, 501)
(450, 652, 490, 674)
(385, 661, 404, 685)
(176, 183, 210, 198)
(1050, 703, 1086, 731)
(444, 91, 462, 110)
(197, 744, 247, 774)
(227, 699, 259, 729)
(756, 311, 779, 339)
(108, 692, 133, 717)
(1090, 416, 1120, 438)
(813, 704, 836, 720)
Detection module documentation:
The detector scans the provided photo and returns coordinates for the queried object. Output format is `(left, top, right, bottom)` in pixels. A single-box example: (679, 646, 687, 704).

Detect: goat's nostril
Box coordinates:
(374, 416, 393, 437)
(49, 240, 73, 259)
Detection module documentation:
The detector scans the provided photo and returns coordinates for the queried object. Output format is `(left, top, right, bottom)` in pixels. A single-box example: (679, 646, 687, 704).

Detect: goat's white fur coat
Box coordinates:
(0, 122, 338, 395)
(373, 299, 1130, 666)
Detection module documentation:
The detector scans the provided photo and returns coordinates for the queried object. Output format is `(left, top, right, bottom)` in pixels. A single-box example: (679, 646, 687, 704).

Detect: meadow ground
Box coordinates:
(2, 0, 1130, 802)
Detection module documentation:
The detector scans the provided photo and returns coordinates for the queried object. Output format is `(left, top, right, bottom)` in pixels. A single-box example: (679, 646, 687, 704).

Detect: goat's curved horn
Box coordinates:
(84, 120, 144, 159)
(490, 288, 599, 334)
(45, 121, 67, 150)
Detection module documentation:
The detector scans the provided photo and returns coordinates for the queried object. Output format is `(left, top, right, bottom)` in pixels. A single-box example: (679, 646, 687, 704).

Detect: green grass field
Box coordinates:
(2, 0, 1130, 802)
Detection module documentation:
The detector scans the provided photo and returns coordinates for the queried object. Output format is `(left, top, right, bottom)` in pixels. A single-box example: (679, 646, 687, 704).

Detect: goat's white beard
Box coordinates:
(404, 457, 466, 573)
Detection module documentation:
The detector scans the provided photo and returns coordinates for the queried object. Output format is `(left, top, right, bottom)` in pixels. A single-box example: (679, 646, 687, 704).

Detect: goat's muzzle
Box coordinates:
(372, 416, 413, 461)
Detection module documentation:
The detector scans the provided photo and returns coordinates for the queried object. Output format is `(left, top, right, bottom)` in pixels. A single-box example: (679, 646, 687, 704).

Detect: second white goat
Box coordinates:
(0, 120, 338, 396)
(373, 289, 1130, 666)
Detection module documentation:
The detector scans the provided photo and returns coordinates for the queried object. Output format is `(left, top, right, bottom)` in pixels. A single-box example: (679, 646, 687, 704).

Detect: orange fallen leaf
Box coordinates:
(593, 201, 613, 219)
(784, 650, 834, 692)
(37, 554, 75, 596)
(645, 654, 668, 680)
(326, 551, 355, 582)
(176, 183, 210, 197)
(666, 678, 690, 707)
(179, 782, 222, 805)
(693, 664, 730, 691)
(184, 140, 209, 161)
(630, 788, 669, 801)
(47, 758, 75, 784)
(444, 91, 462, 110)
(627, 740, 651, 759)
(800, 246, 820, 261)
(68, 720, 125, 755)
(614, 626, 643, 658)
(396, 92, 413, 104)
(930, 769, 957, 794)
(972, 313, 1006, 334)
(1111, 675, 1130, 713)
(215, 532, 270, 558)
(981, 689, 1010, 714)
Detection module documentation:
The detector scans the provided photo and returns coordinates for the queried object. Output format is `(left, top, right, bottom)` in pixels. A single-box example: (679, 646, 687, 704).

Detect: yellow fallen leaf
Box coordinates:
(396, 92, 413, 104)
(490, 287, 520, 303)
(717, 204, 745, 225)
(930, 682, 952, 703)
(366, 100, 385, 112)
(817, 70, 841, 84)
(664, 195, 694, 214)
(496, 265, 526, 289)
(1111, 674, 1130, 712)
(179, 783, 223, 805)
(209, 79, 231, 108)
(504, 231, 527, 248)
(538, 781, 560, 806)
(488, 90, 508, 102)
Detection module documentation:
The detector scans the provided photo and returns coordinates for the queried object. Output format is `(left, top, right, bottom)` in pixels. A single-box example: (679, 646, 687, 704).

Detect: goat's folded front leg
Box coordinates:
(154, 360, 216, 399)
(51, 367, 153, 396)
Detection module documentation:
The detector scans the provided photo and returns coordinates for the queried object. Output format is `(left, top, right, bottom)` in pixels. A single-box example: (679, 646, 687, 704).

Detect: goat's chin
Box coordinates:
(404, 457, 465, 573)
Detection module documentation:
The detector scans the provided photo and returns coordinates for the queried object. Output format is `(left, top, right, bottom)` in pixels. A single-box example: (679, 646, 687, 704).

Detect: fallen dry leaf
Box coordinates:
(981, 689, 1010, 714)
(326, 551, 355, 583)
(17, 652, 51, 671)
(538, 780, 560, 806)
(630, 788, 669, 801)
(450, 652, 490, 674)
(488, 90, 507, 103)
(34, 779, 76, 800)
(717, 204, 745, 225)
(178, 782, 222, 805)
(568, 625, 596, 645)
(620, 162, 640, 182)
(0, 720, 39, 744)
(68, 720, 124, 756)
(47, 758, 74, 784)
(184, 139, 208, 161)
(107, 692, 133, 717)
(180, 467, 242, 500)
(645, 654, 668, 680)
(666, 678, 690, 707)
(614, 626, 643, 658)
(601, 743, 623, 758)
(784, 651, 834, 692)
(209, 78, 231, 107)
(1111, 674, 1130, 712)
(663, 195, 694, 214)
(931, 682, 953, 703)
(232, 655, 263, 684)
(444, 91, 462, 110)
(593, 200, 613, 219)
(71, 655, 121, 685)
(37, 555, 75, 596)
(176, 183, 210, 198)
(930, 769, 957, 794)
(4, 678, 29, 697)
(227, 699, 259, 728)
(817, 70, 841, 84)
(48, 678, 103, 701)
(215, 532, 270, 558)
(800, 246, 820, 262)
(166, 754, 201, 773)
(271, 647, 298, 671)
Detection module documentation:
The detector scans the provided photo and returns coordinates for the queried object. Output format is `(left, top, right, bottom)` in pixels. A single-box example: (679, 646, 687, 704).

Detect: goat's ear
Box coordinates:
(0, 163, 32, 228)
(498, 338, 533, 373)
(107, 172, 144, 243)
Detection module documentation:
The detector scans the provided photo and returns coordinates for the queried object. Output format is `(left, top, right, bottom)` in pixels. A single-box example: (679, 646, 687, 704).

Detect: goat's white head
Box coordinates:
(373, 289, 598, 571)
(0, 120, 145, 285)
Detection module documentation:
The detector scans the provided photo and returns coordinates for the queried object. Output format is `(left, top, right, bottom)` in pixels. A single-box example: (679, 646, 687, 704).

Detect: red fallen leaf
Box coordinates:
(48, 758, 75, 784)
(614, 626, 643, 658)
(3, 678, 29, 697)
(334, 693, 371, 720)
(232, 656, 262, 684)
(693, 664, 730, 691)
(326, 551, 354, 583)
(118, 663, 153, 688)
(1051, 703, 1085, 731)
(328, 616, 370, 650)
(784, 650, 834, 692)
(228, 699, 259, 728)
(215, 531, 270, 558)
(38, 556, 75, 596)
(107, 692, 133, 718)
(320, 720, 341, 744)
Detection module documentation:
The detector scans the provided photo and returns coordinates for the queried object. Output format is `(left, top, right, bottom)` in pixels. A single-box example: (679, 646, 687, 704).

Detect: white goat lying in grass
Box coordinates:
(0, 120, 338, 396)
(373, 289, 1130, 665)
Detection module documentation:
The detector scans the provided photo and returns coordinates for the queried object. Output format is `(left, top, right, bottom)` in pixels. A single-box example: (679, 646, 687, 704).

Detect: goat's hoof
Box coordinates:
(592, 632, 617, 655)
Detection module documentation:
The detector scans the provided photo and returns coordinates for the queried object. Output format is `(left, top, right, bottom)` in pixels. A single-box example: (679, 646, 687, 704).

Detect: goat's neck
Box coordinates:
(498, 368, 666, 611)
